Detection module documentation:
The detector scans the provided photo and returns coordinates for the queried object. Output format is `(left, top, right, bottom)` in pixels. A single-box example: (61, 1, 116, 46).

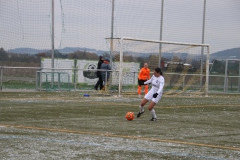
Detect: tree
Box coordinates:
(68, 50, 98, 60)
(0, 48, 8, 61)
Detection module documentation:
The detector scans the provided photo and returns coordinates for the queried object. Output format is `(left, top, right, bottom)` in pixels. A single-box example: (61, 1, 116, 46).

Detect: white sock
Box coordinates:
(139, 105, 144, 113)
(150, 109, 157, 119)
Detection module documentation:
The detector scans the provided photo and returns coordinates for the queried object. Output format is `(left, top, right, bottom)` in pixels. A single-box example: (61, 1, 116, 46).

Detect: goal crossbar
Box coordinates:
(106, 37, 210, 47)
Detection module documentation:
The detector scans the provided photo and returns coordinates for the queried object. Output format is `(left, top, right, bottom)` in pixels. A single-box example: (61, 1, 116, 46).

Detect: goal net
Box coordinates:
(106, 37, 210, 96)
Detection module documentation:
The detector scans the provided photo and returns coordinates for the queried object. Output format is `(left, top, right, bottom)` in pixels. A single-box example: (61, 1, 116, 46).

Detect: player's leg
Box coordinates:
(144, 85, 148, 95)
(137, 85, 142, 98)
(148, 93, 162, 121)
(137, 98, 147, 117)
(148, 102, 157, 121)
(94, 79, 99, 90)
(99, 76, 103, 90)
(137, 90, 153, 118)
(101, 74, 109, 91)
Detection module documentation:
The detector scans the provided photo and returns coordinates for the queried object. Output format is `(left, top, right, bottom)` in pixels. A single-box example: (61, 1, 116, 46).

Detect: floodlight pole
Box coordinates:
(51, 0, 55, 88)
(158, 0, 164, 68)
(110, 0, 114, 67)
(201, 0, 206, 87)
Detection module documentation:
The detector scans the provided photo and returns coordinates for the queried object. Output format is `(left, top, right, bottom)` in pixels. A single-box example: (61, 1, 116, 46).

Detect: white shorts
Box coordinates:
(144, 90, 162, 104)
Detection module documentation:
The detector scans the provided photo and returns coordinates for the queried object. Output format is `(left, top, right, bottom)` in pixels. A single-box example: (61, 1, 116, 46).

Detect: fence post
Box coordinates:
(0, 66, 3, 91)
(35, 71, 38, 91)
(224, 60, 229, 93)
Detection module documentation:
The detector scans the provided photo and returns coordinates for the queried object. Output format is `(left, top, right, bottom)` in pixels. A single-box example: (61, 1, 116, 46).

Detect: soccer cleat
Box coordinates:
(150, 117, 157, 121)
(137, 111, 144, 118)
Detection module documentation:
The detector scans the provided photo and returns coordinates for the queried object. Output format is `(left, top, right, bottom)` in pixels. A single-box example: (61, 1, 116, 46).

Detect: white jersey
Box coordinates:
(143, 75, 164, 103)
(144, 75, 164, 94)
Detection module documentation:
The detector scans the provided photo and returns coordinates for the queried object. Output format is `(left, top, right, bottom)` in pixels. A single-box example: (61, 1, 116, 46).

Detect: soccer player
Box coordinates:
(137, 67, 164, 121)
(94, 56, 104, 90)
(138, 63, 150, 98)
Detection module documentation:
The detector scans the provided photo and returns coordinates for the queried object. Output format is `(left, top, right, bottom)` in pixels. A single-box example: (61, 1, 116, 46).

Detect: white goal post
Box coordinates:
(106, 37, 210, 96)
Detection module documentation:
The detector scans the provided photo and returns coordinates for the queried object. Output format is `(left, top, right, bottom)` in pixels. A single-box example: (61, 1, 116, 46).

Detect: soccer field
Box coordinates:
(0, 92, 239, 159)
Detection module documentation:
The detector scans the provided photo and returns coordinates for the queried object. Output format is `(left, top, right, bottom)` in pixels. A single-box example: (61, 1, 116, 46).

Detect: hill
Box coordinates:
(8, 47, 240, 61)
(9, 47, 107, 55)
(210, 47, 240, 61)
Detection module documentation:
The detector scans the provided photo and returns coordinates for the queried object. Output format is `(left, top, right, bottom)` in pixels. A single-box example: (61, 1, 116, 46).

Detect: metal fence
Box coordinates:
(1, 67, 239, 94)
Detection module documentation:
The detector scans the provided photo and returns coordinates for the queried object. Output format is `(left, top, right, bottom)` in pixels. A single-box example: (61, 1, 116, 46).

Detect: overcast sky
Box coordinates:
(55, 0, 240, 54)
(0, 0, 239, 54)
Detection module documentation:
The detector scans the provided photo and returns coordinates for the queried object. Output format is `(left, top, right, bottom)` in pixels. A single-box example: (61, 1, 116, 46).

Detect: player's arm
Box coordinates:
(143, 75, 153, 85)
(157, 77, 165, 94)
(139, 77, 151, 86)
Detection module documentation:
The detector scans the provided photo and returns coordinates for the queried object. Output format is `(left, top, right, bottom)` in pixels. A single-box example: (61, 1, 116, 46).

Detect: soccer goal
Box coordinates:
(106, 37, 210, 96)
(36, 71, 70, 91)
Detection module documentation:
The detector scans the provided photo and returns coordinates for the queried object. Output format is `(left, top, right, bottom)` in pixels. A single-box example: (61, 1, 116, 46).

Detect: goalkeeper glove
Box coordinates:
(153, 93, 158, 98)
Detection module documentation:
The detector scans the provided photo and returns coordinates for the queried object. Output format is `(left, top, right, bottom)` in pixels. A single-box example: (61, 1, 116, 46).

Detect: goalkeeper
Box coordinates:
(138, 63, 150, 98)
(137, 67, 164, 121)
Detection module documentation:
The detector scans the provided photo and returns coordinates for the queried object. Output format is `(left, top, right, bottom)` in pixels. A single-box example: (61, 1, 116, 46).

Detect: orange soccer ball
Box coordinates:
(125, 112, 134, 121)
